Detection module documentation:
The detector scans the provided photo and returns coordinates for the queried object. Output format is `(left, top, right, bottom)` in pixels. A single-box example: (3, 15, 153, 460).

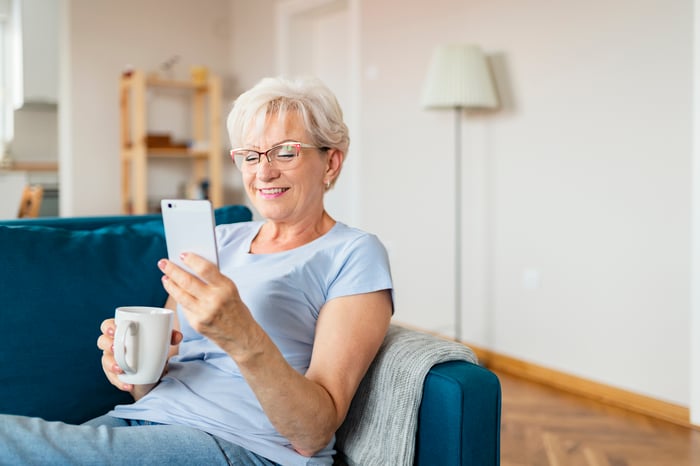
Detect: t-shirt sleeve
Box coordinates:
(326, 233, 393, 305)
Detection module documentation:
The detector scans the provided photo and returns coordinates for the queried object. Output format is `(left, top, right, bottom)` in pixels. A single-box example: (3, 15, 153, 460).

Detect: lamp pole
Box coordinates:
(454, 106, 463, 342)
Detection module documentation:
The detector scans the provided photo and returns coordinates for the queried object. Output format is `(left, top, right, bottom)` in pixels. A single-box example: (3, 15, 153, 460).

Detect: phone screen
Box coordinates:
(161, 199, 219, 277)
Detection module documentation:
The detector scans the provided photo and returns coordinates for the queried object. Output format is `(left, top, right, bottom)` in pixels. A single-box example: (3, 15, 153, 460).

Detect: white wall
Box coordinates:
(61, 0, 236, 216)
(62, 0, 695, 412)
(358, 0, 692, 407)
(13, 0, 58, 106)
(691, 0, 700, 427)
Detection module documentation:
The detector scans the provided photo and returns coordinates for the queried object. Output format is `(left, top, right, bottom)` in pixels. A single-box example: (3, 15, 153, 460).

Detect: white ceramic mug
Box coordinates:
(114, 306, 174, 385)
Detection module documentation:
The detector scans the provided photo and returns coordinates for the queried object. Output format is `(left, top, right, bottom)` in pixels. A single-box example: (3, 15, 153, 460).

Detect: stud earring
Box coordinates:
(325, 180, 331, 189)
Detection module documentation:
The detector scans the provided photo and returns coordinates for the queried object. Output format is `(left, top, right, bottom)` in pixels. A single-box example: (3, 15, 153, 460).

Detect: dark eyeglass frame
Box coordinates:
(229, 142, 328, 171)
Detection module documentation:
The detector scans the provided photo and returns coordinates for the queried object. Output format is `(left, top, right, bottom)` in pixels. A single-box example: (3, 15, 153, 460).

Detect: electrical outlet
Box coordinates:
(522, 268, 541, 290)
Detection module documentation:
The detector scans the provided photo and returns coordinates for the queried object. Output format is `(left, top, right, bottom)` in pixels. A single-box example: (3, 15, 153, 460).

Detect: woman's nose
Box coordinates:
(255, 158, 278, 180)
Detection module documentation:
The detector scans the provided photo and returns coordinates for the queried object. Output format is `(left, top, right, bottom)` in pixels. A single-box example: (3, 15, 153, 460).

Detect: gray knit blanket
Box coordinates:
(334, 324, 478, 466)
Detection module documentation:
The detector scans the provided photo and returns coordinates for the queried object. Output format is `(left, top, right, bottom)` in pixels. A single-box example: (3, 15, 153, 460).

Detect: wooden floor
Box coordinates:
(496, 369, 700, 466)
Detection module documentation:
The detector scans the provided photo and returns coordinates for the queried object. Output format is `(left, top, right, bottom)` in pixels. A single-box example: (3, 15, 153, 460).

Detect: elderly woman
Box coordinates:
(0, 76, 393, 466)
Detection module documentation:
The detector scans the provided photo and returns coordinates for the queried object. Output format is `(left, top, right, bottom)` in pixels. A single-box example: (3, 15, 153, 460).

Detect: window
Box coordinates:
(0, 7, 11, 162)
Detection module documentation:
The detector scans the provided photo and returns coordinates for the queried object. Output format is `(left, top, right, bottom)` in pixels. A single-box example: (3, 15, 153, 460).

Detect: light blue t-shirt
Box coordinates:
(110, 221, 393, 466)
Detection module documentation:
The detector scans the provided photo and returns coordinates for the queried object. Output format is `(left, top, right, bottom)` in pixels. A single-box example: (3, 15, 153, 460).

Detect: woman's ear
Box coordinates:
(325, 148, 344, 180)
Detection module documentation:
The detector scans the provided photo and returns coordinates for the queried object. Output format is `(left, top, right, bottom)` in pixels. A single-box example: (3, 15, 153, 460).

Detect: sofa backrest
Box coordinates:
(0, 205, 252, 424)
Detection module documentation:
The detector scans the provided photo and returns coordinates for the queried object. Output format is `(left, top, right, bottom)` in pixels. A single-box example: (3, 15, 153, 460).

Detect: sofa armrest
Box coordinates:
(415, 361, 501, 466)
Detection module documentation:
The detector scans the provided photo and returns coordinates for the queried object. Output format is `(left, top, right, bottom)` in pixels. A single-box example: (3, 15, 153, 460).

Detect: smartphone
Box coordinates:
(161, 199, 219, 278)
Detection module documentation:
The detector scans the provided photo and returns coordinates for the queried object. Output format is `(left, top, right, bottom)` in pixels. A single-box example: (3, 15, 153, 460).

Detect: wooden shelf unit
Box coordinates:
(119, 70, 223, 214)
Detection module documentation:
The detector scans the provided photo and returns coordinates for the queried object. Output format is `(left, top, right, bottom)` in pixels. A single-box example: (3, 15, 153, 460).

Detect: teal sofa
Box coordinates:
(0, 206, 500, 465)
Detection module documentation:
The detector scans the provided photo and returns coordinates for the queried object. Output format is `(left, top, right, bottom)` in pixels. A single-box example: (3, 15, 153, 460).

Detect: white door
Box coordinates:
(276, 0, 360, 226)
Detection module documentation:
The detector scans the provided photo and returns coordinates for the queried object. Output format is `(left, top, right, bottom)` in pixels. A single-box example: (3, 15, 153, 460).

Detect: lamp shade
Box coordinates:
(421, 44, 499, 109)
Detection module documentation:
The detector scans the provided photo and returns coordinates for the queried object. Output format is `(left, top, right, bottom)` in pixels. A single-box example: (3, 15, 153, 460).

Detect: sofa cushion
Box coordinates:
(0, 220, 170, 423)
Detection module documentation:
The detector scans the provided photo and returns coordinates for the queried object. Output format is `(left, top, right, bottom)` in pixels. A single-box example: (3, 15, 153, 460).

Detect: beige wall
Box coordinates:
(355, 0, 692, 407)
(62, 0, 695, 412)
(60, 0, 238, 216)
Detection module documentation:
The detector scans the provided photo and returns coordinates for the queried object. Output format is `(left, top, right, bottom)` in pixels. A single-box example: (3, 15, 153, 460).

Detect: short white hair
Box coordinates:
(227, 76, 350, 156)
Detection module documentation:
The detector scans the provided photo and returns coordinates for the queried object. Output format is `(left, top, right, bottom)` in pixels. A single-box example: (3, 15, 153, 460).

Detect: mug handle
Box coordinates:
(114, 320, 138, 374)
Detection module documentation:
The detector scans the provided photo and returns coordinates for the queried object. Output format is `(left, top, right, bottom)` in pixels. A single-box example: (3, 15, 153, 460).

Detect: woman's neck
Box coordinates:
(250, 211, 336, 254)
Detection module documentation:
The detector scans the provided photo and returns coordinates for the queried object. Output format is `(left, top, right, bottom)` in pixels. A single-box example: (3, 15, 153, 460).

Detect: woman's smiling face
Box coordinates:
(241, 111, 329, 225)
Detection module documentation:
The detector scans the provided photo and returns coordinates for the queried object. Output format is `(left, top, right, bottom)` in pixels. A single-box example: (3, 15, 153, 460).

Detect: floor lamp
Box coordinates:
(421, 44, 499, 341)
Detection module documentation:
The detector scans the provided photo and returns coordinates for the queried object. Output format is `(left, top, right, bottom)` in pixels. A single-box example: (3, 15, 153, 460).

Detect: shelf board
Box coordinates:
(1, 161, 58, 172)
(121, 146, 209, 160)
(148, 148, 209, 159)
(145, 75, 207, 91)
(120, 71, 209, 92)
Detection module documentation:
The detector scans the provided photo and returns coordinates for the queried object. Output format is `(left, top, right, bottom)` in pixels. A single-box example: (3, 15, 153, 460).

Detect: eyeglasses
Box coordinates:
(229, 142, 328, 171)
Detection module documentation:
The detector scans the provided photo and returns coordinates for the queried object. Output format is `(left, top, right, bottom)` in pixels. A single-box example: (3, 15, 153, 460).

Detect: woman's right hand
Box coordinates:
(97, 318, 182, 401)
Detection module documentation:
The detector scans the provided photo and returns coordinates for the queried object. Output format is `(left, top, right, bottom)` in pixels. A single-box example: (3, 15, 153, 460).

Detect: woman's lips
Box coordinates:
(258, 187, 289, 199)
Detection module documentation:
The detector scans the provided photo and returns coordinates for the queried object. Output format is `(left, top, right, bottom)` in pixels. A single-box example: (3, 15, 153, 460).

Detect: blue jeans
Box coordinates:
(0, 414, 280, 465)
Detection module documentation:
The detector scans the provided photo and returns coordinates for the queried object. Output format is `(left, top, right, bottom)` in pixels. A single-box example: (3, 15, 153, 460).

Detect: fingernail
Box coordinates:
(107, 327, 114, 337)
(158, 259, 167, 270)
(179, 252, 187, 261)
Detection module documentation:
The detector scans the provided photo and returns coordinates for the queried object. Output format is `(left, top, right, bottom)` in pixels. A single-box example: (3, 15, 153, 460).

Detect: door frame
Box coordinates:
(275, 0, 362, 227)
